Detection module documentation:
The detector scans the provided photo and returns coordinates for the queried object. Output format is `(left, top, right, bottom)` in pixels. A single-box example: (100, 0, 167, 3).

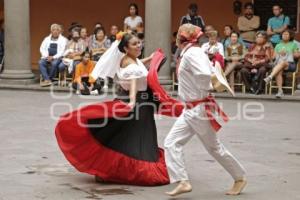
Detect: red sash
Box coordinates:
(147, 49, 229, 133)
(185, 95, 229, 132)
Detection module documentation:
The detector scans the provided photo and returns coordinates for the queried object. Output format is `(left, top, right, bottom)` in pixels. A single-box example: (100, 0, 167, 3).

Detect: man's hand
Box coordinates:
(47, 56, 54, 62)
(251, 68, 258, 74)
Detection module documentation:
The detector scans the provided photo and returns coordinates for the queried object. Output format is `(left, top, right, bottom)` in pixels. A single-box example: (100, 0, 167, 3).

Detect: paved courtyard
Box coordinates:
(0, 89, 300, 200)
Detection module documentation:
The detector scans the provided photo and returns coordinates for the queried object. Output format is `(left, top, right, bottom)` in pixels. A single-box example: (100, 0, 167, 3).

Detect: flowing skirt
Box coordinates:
(55, 49, 184, 186)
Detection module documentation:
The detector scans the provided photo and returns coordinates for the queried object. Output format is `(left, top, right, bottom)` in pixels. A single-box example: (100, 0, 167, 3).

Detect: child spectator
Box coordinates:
(72, 51, 103, 95)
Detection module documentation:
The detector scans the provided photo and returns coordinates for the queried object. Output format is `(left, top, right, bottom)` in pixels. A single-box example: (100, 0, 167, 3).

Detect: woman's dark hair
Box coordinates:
(256, 30, 268, 40)
(94, 27, 106, 37)
(129, 3, 139, 15)
(230, 31, 240, 38)
(273, 3, 283, 9)
(281, 29, 295, 41)
(189, 3, 198, 11)
(224, 25, 233, 30)
(244, 2, 254, 9)
(118, 33, 137, 53)
(68, 22, 82, 32)
(81, 50, 91, 58)
(94, 22, 103, 27)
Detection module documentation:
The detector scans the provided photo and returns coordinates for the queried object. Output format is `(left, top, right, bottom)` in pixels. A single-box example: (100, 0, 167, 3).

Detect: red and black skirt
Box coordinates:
(55, 50, 184, 186)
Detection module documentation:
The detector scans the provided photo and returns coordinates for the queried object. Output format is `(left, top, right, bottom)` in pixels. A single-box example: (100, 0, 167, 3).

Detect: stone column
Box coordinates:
(0, 0, 35, 84)
(145, 0, 172, 84)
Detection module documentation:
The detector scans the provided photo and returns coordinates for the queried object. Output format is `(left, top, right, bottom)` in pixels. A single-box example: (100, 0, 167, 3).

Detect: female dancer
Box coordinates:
(55, 32, 171, 186)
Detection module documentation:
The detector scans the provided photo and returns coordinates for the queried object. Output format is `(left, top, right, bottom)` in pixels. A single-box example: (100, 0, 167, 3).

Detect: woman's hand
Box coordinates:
(149, 52, 155, 60)
(141, 52, 155, 66)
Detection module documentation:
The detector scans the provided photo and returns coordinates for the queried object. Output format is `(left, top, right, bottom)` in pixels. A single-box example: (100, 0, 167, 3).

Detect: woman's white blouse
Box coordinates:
(124, 16, 143, 30)
(117, 59, 148, 91)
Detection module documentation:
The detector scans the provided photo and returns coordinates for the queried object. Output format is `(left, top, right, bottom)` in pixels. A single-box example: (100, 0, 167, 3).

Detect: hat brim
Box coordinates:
(211, 62, 235, 97)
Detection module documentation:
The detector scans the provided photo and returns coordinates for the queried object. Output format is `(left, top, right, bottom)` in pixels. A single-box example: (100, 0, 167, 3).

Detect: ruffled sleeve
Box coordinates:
(119, 64, 148, 80)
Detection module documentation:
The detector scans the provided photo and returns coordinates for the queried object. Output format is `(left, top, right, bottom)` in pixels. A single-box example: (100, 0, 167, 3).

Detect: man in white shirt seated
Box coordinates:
(202, 30, 225, 58)
(39, 24, 67, 87)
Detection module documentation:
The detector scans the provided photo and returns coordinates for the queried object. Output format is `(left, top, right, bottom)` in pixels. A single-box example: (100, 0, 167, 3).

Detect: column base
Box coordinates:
(0, 69, 36, 85)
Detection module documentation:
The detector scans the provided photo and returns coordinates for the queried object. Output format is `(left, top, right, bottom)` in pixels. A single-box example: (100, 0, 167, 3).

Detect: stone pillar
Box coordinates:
(145, 0, 172, 84)
(0, 0, 35, 84)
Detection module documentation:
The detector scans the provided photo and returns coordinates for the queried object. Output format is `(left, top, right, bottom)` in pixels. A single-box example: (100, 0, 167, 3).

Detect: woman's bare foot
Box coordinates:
(165, 180, 192, 196)
(226, 179, 247, 195)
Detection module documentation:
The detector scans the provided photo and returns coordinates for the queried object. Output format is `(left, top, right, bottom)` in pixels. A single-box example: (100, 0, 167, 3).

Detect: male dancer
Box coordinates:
(164, 24, 247, 196)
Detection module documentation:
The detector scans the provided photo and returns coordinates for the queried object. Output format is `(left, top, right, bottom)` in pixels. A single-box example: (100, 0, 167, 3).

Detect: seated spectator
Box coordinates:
(264, 30, 300, 98)
(202, 30, 225, 59)
(240, 31, 273, 95)
(89, 27, 111, 89)
(237, 2, 260, 48)
(222, 25, 245, 48)
(199, 25, 215, 46)
(180, 3, 205, 31)
(89, 27, 111, 61)
(39, 24, 67, 87)
(88, 22, 103, 42)
(224, 31, 247, 91)
(267, 4, 290, 47)
(108, 25, 119, 43)
(58, 29, 86, 75)
(68, 22, 82, 40)
(72, 51, 103, 95)
(80, 27, 90, 49)
(124, 3, 143, 33)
